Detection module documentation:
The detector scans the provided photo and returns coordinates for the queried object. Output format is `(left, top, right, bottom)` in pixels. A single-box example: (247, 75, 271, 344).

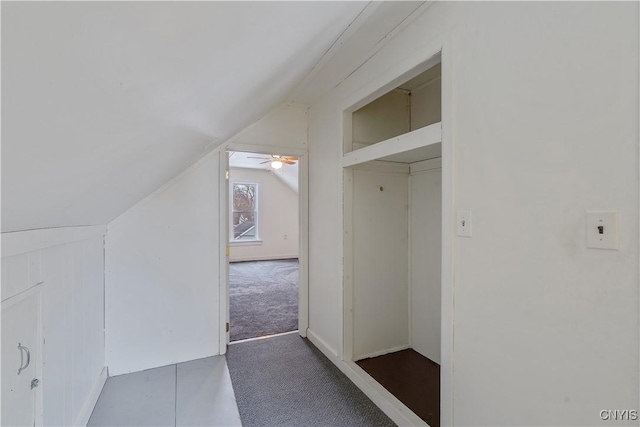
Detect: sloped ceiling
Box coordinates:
(1, 1, 367, 232)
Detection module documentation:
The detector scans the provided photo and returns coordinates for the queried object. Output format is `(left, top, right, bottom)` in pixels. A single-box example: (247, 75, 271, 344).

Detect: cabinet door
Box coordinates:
(2, 290, 41, 427)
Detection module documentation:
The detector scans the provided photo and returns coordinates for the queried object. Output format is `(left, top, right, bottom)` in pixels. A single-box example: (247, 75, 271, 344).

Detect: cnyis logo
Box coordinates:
(600, 410, 638, 421)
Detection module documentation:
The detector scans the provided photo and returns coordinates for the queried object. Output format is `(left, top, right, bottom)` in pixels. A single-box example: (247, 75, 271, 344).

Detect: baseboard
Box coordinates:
(307, 329, 428, 427)
(354, 344, 411, 361)
(229, 255, 298, 262)
(75, 366, 108, 427)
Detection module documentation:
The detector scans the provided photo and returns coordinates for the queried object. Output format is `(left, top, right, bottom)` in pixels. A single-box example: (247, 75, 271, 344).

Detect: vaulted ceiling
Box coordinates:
(2, 1, 429, 233)
(1, 1, 367, 232)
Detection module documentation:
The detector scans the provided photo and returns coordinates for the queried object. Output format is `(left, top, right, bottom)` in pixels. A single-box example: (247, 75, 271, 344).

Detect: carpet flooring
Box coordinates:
(357, 349, 440, 427)
(229, 259, 299, 341)
(226, 333, 396, 427)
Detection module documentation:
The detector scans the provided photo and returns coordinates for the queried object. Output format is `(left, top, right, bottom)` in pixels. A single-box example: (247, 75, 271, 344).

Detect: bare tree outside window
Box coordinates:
(232, 183, 258, 240)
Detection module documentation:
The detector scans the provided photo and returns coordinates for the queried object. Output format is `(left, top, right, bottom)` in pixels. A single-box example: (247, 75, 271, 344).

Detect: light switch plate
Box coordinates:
(457, 210, 472, 237)
(586, 210, 618, 250)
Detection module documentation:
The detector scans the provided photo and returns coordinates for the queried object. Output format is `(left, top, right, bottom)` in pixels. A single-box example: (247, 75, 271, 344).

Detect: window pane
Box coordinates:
(231, 183, 257, 241)
(232, 184, 256, 211)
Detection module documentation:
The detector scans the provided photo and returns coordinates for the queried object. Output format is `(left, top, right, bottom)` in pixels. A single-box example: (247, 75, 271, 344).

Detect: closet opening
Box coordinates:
(343, 55, 443, 427)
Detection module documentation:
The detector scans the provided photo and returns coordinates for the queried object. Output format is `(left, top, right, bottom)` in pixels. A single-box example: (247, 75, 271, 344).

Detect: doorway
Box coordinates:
(226, 151, 302, 342)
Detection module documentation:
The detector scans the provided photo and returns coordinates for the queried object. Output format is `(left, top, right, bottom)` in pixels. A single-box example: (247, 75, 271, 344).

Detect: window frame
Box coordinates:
(229, 181, 261, 244)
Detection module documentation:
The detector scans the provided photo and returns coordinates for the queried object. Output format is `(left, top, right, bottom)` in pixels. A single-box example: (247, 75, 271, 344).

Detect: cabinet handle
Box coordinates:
(17, 343, 30, 375)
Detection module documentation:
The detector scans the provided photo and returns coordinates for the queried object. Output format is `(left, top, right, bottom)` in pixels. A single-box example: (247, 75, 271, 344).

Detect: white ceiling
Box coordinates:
(1, 1, 367, 232)
(229, 151, 299, 193)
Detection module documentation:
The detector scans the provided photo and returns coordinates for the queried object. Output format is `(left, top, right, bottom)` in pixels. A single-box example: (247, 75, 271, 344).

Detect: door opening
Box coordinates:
(226, 151, 301, 343)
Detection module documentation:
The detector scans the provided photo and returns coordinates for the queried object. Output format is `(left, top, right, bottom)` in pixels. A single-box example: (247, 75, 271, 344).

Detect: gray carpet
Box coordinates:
(229, 259, 299, 341)
(226, 333, 396, 427)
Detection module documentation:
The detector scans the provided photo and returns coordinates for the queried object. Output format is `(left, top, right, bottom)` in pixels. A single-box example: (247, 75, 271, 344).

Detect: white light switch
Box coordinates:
(586, 211, 619, 250)
(457, 210, 472, 237)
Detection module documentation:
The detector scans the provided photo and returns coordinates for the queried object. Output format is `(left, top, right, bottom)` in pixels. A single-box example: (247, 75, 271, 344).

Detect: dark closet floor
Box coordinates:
(356, 349, 440, 427)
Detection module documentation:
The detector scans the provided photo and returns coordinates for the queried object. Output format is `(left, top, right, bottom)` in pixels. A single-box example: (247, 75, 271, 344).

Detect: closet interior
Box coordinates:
(343, 59, 442, 427)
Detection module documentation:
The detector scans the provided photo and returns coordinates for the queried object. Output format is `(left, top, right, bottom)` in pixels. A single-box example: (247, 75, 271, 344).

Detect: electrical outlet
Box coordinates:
(586, 211, 618, 250)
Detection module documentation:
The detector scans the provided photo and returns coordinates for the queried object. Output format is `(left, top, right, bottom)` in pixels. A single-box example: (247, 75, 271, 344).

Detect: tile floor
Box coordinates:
(88, 356, 242, 426)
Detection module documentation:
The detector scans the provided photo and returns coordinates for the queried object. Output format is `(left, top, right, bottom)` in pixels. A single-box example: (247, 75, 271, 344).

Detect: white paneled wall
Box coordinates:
(2, 227, 106, 426)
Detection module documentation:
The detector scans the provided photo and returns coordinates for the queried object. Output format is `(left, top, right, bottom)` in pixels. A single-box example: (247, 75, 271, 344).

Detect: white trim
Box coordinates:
(229, 255, 298, 263)
(439, 37, 455, 427)
(219, 151, 230, 355)
(297, 153, 310, 337)
(343, 122, 441, 168)
(226, 143, 307, 158)
(354, 344, 411, 362)
(339, 34, 454, 427)
(221, 144, 310, 345)
(228, 330, 299, 346)
(75, 366, 108, 427)
(307, 329, 427, 427)
(410, 157, 442, 174)
(2, 226, 106, 258)
(228, 240, 263, 247)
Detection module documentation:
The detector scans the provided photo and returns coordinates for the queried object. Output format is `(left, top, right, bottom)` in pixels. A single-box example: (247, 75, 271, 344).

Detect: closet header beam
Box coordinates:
(342, 122, 441, 168)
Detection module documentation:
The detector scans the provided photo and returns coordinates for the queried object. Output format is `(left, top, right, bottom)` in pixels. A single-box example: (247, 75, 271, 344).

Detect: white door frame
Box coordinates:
(218, 143, 310, 353)
(339, 34, 455, 426)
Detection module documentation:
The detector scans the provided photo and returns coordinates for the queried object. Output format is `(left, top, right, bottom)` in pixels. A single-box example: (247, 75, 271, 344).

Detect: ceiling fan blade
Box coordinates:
(260, 160, 271, 164)
(283, 156, 298, 161)
(282, 160, 297, 165)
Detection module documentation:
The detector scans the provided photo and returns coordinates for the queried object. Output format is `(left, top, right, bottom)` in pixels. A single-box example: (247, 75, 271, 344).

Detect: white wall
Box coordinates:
(410, 75, 441, 131)
(410, 166, 441, 364)
(1, 227, 106, 426)
(352, 168, 409, 359)
(229, 168, 298, 262)
(352, 90, 409, 149)
(228, 103, 308, 152)
(105, 153, 220, 375)
(308, 2, 638, 425)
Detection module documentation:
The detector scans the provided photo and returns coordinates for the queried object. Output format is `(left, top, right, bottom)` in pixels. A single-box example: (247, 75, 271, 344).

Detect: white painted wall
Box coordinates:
(352, 90, 409, 150)
(105, 153, 220, 375)
(229, 168, 298, 262)
(410, 167, 441, 364)
(352, 168, 409, 360)
(227, 103, 309, 153)
(410, 76, 441, 132)
(308, 2, 639, 424)
(1, 227, 106, 426)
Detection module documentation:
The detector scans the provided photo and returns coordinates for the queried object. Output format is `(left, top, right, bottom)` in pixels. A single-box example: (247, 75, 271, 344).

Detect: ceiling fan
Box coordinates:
(246, 154, 298, 169)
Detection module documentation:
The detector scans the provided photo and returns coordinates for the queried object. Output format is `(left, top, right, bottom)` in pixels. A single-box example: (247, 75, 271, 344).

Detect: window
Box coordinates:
(231, 183, 258, 241)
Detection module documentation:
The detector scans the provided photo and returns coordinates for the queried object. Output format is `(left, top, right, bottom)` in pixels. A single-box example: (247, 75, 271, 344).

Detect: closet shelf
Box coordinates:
(342, 121, 441, 168)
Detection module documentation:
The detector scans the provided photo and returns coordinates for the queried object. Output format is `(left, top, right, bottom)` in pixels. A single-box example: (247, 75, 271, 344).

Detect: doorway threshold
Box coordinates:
(228, 330, 299, 345)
